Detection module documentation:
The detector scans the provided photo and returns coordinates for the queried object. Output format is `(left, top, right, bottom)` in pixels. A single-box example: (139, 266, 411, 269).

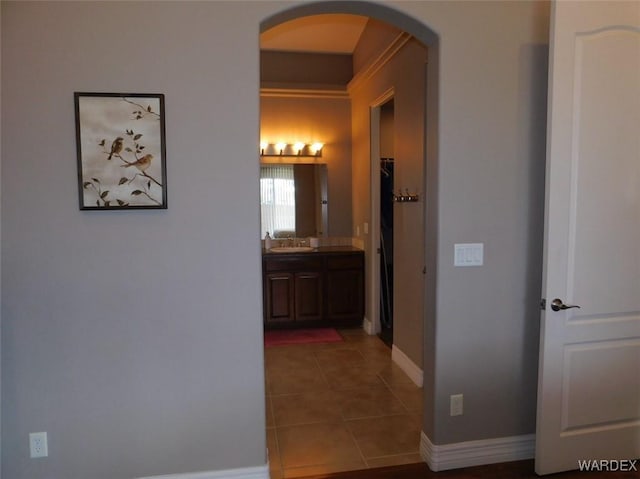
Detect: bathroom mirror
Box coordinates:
(260, 163, 328, 238)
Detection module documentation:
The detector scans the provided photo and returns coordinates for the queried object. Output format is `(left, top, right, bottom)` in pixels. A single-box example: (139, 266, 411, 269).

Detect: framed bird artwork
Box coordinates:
(74, 92, 167, 209)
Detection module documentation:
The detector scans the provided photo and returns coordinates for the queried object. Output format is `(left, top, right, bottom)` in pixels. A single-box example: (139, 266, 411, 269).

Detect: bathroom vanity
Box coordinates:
(262, 246, 364, 329)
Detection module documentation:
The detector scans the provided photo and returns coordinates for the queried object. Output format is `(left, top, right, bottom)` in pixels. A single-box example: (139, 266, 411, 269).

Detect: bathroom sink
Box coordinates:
(269, 246, 315, 253)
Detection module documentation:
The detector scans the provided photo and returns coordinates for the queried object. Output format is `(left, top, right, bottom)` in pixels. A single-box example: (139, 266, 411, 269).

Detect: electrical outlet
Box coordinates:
(450, 394, 463, 416)
(29, 432, 48, 458)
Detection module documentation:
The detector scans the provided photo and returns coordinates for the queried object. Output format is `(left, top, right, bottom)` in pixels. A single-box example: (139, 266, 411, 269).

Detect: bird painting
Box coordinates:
(108, 137, 124, 160)
(121, 154, 153, 172)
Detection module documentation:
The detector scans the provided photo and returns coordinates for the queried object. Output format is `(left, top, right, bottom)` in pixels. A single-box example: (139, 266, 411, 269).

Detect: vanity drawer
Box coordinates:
(264, 256, 323, 272)
(327, 254, 363, 270)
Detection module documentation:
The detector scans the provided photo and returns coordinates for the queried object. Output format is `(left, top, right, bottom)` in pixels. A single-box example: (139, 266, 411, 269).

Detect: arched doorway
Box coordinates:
(260, 3, 439, 477)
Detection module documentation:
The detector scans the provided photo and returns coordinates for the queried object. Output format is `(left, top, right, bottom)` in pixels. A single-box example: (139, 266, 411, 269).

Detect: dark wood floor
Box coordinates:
(301, 460, 639, 478)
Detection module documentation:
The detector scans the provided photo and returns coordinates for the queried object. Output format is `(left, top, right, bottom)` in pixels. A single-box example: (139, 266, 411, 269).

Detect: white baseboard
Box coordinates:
(420, 431, 535, 471)
(137, 464, 269, 479)
(391, 345, 423, 387)
(363, 316, 376, 335)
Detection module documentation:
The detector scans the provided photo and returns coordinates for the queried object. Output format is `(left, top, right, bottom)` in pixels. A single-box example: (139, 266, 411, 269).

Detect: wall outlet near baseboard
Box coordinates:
(30, 431, 48, 458)
(450, 394, 463, 416)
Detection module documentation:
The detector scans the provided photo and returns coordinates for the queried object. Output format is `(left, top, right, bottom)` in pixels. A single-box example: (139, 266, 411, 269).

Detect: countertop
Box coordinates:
(262, 245, 363, 256)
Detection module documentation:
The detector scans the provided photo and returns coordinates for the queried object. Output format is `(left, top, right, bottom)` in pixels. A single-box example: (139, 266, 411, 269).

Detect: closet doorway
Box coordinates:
(378, 99, 395, 347)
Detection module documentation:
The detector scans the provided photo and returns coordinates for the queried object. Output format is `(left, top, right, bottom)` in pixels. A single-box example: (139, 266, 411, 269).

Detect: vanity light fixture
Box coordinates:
(259, 141, 324, 158)
(275, 142, 287, 155)
(293, 142, 305, 155)
(309, 143, 324, 155)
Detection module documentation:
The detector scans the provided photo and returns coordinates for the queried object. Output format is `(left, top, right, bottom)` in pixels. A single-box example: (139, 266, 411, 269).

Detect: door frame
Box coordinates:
(367, 88, 395, 336)
(260, 0, 441, 463)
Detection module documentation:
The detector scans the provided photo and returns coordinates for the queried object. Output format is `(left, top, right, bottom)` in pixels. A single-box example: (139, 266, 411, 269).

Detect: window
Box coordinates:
(260, 165, 296, 238)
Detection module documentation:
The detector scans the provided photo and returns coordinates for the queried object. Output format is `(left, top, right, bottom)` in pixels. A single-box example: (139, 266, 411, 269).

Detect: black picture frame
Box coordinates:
(75, 92, 167, 210)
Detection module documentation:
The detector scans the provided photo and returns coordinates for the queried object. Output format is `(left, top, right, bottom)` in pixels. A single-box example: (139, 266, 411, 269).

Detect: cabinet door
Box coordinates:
(326, 269, 363, 322)
(265, 273, 294, 324)
(294, 272, 323, 322)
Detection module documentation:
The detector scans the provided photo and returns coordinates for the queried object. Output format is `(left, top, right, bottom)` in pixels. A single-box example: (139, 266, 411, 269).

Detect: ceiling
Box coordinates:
(260, 14, 369, 54)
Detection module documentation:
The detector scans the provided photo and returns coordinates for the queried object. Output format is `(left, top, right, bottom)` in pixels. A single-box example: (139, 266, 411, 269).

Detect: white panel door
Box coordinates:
(536, 1, 640, 475)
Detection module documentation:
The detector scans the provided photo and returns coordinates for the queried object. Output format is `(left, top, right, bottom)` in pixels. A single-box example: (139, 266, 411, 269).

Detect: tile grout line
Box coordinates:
(382, 378, 414, 414)
(269, 398, 286, 479)
(265, 330, 423, 477)
(343, 412, 373, 469)
(315, 340, 374, 471)
(375, 358, 423, 414)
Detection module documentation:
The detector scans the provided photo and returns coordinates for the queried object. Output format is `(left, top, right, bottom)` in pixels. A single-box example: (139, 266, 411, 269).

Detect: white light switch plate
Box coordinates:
(450, 394, 464, 416)
(454, 243, 483, 266)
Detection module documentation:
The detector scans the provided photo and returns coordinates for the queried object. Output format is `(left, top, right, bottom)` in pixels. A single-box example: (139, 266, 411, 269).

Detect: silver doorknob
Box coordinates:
(550, 298, 581, 312)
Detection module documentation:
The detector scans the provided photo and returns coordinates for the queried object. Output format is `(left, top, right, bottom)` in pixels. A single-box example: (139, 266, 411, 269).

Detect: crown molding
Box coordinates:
(347, 32, 413, 94)
(260, 86, 349, 99)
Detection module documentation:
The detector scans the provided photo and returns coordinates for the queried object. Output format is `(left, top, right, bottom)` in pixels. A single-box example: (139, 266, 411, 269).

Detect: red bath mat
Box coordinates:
(264, 328, 343, 347)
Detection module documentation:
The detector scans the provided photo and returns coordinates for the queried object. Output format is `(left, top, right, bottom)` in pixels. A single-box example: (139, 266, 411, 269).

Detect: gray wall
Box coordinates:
(261, 50, 353, 88)
(1, 2, 268, 478)
(2, 1, 549, 478)
(399, 1, 549, 442)
(0, 2, 3, 471)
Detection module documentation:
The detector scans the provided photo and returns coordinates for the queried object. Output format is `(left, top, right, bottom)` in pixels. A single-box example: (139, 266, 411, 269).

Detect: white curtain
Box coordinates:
(260, 165, 296, 238)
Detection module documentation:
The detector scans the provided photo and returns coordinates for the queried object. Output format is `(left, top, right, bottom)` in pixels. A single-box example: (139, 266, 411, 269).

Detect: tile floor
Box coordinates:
(265, 328, 424, 478)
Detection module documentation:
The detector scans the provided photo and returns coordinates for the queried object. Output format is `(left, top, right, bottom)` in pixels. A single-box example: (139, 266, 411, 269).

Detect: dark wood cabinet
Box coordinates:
(294, 272, 323, 322)
(326, 270, 364, 320)
(264, 273, 294, 323)
(263, 248, 364, 329)
(326, 253, 364, 322)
